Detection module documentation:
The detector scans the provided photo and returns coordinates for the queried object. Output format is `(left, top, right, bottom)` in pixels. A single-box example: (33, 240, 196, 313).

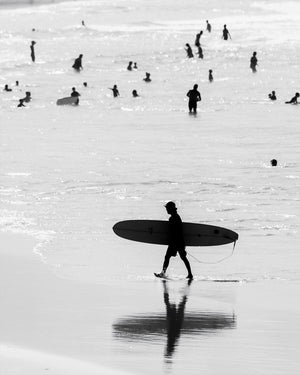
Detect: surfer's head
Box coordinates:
(165, 201, 177, 214)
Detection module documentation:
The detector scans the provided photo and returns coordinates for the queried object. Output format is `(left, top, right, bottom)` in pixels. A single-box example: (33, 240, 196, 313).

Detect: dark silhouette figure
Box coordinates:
(270, 159, 277, 167)
(197, 45, 203, 59)
(209, 69, 214, 82)
(83, 82, 88, 87)
(4, 84, 12, 92)
(250, 52, 258, 73)
(109, 84, 119, 97)
(16, 81, 19, 87)
(133, 62, 138, 69)
(285, 92, 299, 104)
(206, 20, 211, 33)
(268, 91, 276, 100)
(222, 25, 231, 40)
(17, 99, 25, 107)
(127, 61, 133, 71)
(132, 90, 139, 97)
(186, 84, 201, 114)
(156, 202, 193, 279)
(143, 72, 151, 82)
(30, 41, 36, 62)
(22, 91, 31, 103)
(195, 31, 203, 47)
(72, 54, 83, 71)
(71, 87, 80, 104)
(81, 20, 86, 27)
(185, 43, 194, 58)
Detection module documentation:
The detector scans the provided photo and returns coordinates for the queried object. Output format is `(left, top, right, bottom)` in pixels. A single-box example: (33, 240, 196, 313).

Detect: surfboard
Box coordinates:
(56, 96, 79, 105)
(113, 220, 238, 247)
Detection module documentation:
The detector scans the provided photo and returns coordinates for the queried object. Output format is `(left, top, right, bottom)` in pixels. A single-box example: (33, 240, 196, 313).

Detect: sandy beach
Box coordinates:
(1, 0, 300, 373)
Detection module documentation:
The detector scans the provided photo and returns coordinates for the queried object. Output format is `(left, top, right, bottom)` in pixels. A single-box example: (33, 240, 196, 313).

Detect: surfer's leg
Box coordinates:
(179, 252, 193, 278)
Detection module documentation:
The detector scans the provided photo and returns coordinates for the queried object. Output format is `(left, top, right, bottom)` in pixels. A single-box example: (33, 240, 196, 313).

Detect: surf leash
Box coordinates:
(187, 241, 237, 265)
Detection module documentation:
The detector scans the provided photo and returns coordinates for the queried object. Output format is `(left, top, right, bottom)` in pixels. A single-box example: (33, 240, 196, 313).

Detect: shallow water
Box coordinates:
(0, 0, 300, 373)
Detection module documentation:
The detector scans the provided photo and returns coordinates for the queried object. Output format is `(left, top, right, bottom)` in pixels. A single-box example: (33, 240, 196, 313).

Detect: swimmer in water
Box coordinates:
(186, 84, 201, 114)
(195, 31, 203, 47)
(30, 41, 36, 62)
(127, 61, 133, 71)
(17, 99, 25, 107)
(250, 52, 258, 73)
(206, 20, 211, 33)
(197, 45, 203, 59)
(270, 159, 277, 166)
(23, 91, 32, 103)
(4, 84, 12, 92)
(143, 72, 151, 82)
(132, 90, 139, 97)
(109, 85, 119, 97)
(209, 69, 213, 82)
(268, 91, 276, 100)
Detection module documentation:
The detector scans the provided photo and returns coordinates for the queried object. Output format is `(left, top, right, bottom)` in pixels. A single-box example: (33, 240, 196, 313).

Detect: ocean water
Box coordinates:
(0, 0, 300, 373)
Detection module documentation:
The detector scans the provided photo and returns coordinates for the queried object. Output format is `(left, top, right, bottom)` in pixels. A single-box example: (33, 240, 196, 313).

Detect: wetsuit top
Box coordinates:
(187, 89, 201, 102)
(223, 29, 229, 39)
(250, 56, 257, 67)
(168, 213, 185, 248)
(30, 45, 35, 56)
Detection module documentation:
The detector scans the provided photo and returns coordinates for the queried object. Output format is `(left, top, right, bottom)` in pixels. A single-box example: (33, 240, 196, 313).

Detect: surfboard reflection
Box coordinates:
(113, 280, 236, 359)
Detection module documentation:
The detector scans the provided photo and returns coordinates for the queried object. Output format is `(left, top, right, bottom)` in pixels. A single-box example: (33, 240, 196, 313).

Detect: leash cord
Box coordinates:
(187, 241, 237, 265)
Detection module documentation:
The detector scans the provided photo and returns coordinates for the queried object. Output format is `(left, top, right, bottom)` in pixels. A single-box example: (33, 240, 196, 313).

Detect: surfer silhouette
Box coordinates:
(285, 92, 299, 104)
(185, 43, 194, 58)
(17, 99, 25, 107)
(222, 25, 231, 40)
(195, 30, 203, 47)
(143, 72, 151, 82)
(209, 69, 213, 82)
(132, 89, 139, 97)
(197, 45, 203, 59)
(72, 54, 83, 71)
(186, 84, 201, 114)
(250, 51, 258, 73)
(268, 91, 276, 100)
(109, 84, 119, 97)
(4, 84, 12, 92)
(206, 20, 211, 33)
(22, 91, 32, 103)
(30, 41, 36, 62)
(270, 159, 277, 166)
(156, 202, 193, 279)
(127, 61, 133, 71)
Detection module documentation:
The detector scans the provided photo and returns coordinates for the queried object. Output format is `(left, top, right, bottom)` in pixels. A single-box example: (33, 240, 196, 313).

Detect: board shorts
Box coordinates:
(166, 246, 186, 258)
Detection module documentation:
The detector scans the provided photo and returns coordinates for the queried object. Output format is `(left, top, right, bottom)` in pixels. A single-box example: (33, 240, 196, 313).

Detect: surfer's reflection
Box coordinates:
(113, 280, 236, 360)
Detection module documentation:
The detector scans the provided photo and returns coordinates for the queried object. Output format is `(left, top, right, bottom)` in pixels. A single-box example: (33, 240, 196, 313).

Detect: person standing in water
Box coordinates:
(206, 20, 211, 33)
(250, 52, 258, 73)
(185, 43, 194, 58)
(222, 25, 231, 40)
(127, 61, 133, 71)
(109, 84, 119, 97)
(30, 41, 36, 62)
(132, 90, 139, 97)
(197, 45, 203, 59)
(155, 202, 193, 280)
(72, 54, 83, 71)
(209, 69, 214, 82)
(186, 84, 201, 114)
(143, 72, 151, 82)
(195, 30, 203, 47)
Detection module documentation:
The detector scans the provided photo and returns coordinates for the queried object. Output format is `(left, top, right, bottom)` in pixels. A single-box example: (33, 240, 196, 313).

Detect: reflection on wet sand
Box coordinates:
(113, 280, 236, 360)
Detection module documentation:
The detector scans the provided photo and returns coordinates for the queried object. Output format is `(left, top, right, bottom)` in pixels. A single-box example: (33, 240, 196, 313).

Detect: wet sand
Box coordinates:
(1, 231, 299, 374)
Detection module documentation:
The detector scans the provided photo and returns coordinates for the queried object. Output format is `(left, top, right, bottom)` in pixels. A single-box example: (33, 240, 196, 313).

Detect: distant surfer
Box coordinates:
(17, 99, 25, 107)
(30, 41, 36, 62)
(16, 81, 19, 87)
(285, 92, 299, 104)
(206, 20, 211, 33)
(197, 45, 203, 59)
(127, 61, 133, 71)
(133, 62, 138, 69)
(81, 20, 86, 27)
(250, 52, 258, 73)
(143, 72, 151, 82)
(222, 25, 231, 40)
(156, 202, 193, 280)
(195, 31, 203, 47)
(185, 43, 194, 58)
(72, 54, 83, 71)
(268, 91, 276, 100)
(270, 159, 277, 167)
(83, 82, 88, 87)
(109, 84, 119, 97)
(209, 69, 213, 82)
(4, 84, 12, 92)
(71, 87, 80, 104)
(132, 89, 139, 97)
(186, 84, 201, 114)
(22, 91, 32, 103)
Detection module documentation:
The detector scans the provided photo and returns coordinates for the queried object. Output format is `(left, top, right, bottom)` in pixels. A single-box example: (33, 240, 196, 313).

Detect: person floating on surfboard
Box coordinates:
(155, 202, 193, 280)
